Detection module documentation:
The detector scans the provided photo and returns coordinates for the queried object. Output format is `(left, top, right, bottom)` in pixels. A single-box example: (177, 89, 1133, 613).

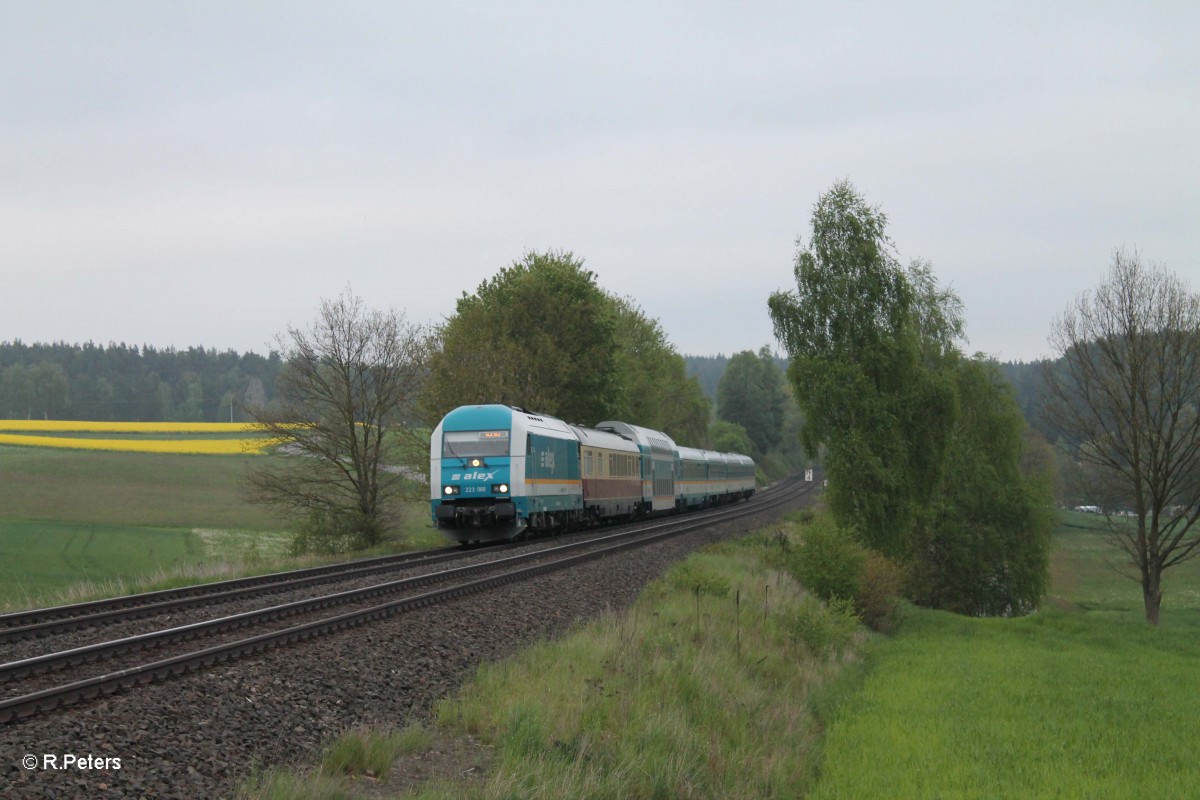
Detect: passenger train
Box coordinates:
(430, 404, 756, 543)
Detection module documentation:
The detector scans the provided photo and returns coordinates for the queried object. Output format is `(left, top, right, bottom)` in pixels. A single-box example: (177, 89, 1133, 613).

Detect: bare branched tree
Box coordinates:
(245, 288, 429, 551)
(1044, 248, 1200, 624)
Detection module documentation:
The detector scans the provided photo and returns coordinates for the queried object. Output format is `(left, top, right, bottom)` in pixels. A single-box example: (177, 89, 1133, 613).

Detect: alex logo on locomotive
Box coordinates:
(451, 471, 497, 481)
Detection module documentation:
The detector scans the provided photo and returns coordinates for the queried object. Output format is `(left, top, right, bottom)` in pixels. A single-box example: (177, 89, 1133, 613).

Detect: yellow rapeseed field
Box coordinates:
(0, 421, 291, 454)
(0, 421, 268, 433)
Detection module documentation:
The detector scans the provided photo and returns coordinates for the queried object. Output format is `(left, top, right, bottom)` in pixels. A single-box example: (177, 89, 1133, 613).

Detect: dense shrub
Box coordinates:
(668, 560, 732, 598)
(791, 516, 866, 602)
(782, 596, 860, 657)
(290, 509, 381, 555)
(854, 550, 906, 633)
(783, 508, 816, 525)
(769, 513, 906, 636)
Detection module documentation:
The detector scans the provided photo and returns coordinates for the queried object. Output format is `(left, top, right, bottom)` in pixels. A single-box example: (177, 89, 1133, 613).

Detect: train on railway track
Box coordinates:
(430, 404, 756, 543)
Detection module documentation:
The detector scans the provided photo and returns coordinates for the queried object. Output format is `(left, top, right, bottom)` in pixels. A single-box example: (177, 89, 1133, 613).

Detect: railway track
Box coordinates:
(0, 477, 808, 725)
(0, 477, 793, 648)
(0, 544, 473, 643)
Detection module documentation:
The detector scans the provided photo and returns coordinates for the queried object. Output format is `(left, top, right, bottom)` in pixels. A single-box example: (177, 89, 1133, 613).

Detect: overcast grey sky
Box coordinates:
(3, 1, 1196, 362)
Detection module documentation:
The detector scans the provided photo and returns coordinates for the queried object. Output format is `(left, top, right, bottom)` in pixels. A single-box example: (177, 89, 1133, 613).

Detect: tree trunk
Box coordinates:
(1143, 569, 1162, 625)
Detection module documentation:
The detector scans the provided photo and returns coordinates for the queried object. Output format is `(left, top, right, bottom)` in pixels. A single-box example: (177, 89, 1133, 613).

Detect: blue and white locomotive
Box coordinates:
(430, 404, 755, 543)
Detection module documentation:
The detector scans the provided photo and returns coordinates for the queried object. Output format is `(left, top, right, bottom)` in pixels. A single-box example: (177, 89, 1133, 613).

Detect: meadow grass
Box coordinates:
(421, 541, 869, 800)
(0, 519, 203, 607)
(0, 519, 301, 610)
(0, 509, 441, 612)
(320, 725, 433, 779)
(806, 512, 1200, 799)
(0, 444, 440, 611)
(0, 444, 286, 530)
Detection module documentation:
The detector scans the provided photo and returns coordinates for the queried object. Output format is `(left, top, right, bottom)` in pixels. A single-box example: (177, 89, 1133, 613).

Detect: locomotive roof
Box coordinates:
(439, 403, 517, 431)
(569, 424, 640, 452)
(594, 420, 678, 455)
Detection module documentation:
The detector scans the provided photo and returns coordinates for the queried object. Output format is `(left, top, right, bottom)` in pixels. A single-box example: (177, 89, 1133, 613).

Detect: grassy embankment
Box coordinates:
(0, 443, 439, 611)
(242, 513, 869, 799)
(243, 509, 1200, 799)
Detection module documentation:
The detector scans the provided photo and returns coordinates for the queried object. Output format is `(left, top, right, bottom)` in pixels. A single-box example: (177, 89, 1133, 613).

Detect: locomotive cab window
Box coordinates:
(443, 430, 510, 459)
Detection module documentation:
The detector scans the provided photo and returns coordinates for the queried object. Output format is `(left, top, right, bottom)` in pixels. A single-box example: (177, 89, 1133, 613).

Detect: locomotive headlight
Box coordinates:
(443, 485, 460, 495)
(492, 483, 509, 494)
(470, 458, 483, 468)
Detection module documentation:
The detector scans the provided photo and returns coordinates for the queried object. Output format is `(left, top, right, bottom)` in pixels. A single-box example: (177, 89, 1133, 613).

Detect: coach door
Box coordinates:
(650, 439, 674, 512)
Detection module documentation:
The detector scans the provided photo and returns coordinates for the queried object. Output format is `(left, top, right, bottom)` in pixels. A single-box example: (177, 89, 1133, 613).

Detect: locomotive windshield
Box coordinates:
(443, 430, 510, 459)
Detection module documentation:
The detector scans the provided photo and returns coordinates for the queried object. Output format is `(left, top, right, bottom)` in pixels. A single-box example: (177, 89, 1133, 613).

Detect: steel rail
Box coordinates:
(0, 478, 811, 724)
(0, 546, 485, 644)
(0, 545, 468, 634)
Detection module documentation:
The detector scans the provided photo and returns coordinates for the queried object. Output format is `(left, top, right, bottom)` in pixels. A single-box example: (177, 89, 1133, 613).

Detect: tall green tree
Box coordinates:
(423, 250, 619, 425)
(0, 340, 282, 421)
(716, 346, 786, 454)
(769, 180, 1051, 615)
(768, 179, 957, 557)
(1, 364, 30, 418)
(710, 419, 754, 456)
(423, 251, 709, 442)
(909, 356, 1054, 615)
(27, 362, 70, 420)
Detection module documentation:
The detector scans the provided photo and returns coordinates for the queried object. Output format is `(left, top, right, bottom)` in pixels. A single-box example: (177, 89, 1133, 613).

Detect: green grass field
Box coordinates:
(0, 443, 438, 610)
(1, 520, 198, 606)
(807, 512, 1200, 798)
(0, 444, 295, 609)
(0, 444, 286, 530)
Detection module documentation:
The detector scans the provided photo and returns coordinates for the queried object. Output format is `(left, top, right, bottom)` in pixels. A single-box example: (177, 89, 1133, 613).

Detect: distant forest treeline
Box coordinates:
(995, 360, 1053, 441)
(0, 341, 282, 421)
(1, 340, 1050, 431)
